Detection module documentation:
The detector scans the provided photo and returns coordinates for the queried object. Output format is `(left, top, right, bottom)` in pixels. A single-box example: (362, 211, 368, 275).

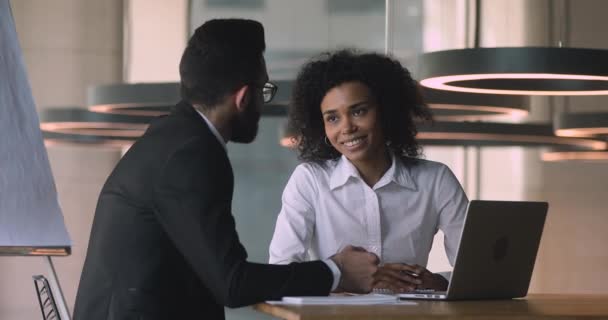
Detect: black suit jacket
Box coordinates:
(73, 101, 333, 320)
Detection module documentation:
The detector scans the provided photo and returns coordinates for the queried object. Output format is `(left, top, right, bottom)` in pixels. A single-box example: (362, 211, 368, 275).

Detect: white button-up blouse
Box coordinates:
(269, 154, 468, 269)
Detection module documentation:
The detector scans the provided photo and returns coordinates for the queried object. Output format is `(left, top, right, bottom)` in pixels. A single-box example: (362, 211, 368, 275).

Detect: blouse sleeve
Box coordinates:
(269, 164, 318, 264)
(435, 164, 469, 267)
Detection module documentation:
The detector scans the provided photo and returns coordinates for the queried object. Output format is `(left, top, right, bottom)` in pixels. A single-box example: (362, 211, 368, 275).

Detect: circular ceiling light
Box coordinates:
(88, 82, 180, 116)
(88, 81, 292, 117)
(40, 108, 152, 146)
(279, 120, 607, 150)
(89, 81, 529, 121)
(554, 112, 608, 137)
(542, 150, 608, 162)
(421, 87, 528, 121)
(416, 122, 606, 149)
(418, 47, 608, 96)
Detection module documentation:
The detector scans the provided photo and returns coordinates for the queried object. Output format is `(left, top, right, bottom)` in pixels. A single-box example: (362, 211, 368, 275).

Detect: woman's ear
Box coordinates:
(234, 85, 250, 112)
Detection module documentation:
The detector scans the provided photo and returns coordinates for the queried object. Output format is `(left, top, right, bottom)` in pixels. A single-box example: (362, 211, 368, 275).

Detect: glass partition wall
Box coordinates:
(190, 0, 422, 79)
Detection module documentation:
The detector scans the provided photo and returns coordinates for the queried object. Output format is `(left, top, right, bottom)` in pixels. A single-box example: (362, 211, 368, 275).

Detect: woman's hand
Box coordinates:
(415, 266, 448, 291)
(372, 263, 448, 293)
(372, 263, 422, 293)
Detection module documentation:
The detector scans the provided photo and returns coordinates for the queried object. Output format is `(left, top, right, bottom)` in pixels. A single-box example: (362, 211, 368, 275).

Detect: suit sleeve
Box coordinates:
(152, 138, 332, 307)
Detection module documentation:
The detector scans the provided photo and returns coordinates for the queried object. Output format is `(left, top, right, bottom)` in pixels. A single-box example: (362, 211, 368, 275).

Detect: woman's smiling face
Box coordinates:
(320, 81, 386, 165)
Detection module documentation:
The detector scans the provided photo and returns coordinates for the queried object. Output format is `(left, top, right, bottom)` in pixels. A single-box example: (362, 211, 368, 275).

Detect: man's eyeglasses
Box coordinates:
(261, 82, 278, 103)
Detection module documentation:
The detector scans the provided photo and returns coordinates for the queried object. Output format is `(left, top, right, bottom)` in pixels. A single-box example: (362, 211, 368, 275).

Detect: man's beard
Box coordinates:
(230, 100, 261, 143)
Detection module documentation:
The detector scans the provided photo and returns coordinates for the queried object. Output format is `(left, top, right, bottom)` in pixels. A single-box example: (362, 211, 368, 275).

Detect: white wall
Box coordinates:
(1, 2, 194, 319)
(125, 0, 187, 82)
(0, 1, 123, 319)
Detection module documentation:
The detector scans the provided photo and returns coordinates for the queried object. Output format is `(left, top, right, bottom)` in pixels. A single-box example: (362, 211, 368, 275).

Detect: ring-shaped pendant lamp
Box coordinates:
(421, 87, 528, 121)
(40, 108, 152, 146)
(88, 81, 293, 117)
(546, 112, 608, 162)
(416, 122, 606, 149)
(386, 0, 528, 120)
(554, 112, 608, 137)
(89, 81, 530, 121)
(88, 83, 180, 116)
(279, 120, 607, 150)
(542, 150, 608, 162)
(418, 47, 608, 96)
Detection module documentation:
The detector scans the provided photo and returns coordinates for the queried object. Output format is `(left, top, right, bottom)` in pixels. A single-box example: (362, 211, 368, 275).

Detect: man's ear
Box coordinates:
(234, 85, 249, 112)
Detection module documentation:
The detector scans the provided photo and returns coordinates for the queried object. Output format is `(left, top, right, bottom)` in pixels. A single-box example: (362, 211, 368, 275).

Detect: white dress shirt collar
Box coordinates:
(194, 108, 227, 151)
(329, 154, 417, 191)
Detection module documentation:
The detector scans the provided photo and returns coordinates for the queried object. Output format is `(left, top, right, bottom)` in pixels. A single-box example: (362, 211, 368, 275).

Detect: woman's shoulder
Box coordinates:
(296, 159, 339, 173)
(400, 157, 450, 174)
(284, 160, 337, 198)
(291, 159, 337, 183)
(401, 158, 461, 190)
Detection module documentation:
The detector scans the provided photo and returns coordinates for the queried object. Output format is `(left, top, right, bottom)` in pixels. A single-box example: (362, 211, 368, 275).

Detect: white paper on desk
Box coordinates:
(270, 294, 415, 305)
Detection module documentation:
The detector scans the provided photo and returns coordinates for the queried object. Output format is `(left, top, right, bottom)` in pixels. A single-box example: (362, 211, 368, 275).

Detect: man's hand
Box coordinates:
(330, 245, 379, 293)
(372, 264, 448, 293)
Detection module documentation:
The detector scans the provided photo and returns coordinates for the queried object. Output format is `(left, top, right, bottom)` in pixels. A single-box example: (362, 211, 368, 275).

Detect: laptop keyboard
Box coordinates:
(373, 288, 443, 294)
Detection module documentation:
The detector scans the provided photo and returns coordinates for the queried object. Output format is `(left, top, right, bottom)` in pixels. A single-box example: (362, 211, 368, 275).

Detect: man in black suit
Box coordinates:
(73, 19, 379, 320)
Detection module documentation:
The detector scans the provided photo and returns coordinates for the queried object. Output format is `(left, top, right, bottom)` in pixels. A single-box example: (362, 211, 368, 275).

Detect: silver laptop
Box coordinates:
(399, 200, 548, 300)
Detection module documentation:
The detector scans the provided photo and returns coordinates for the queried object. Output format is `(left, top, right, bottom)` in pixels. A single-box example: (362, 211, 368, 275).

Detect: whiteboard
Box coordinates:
(0, 0, 71, 255)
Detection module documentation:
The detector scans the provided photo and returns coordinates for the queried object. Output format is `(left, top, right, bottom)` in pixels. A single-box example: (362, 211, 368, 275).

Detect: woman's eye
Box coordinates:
(325, 115, 337, 123)
(353, 108, 367, 116)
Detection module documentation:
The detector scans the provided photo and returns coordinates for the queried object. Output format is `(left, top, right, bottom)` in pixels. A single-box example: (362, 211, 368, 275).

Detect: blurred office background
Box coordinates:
(2, 1, 608, 319)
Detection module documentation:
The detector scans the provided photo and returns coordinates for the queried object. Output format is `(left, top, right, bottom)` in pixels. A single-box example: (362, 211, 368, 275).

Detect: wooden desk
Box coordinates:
(254, 294, 608, 320)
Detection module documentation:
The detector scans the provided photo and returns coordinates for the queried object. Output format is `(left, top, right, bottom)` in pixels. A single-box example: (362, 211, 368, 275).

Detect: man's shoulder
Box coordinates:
(115, 113, 223, 179)
(136, 112, 219, 153)
(147, 111, 210, 140)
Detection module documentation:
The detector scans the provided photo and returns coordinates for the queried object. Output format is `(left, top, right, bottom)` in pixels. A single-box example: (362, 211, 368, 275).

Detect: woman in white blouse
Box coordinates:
(269, 50, 468, 293)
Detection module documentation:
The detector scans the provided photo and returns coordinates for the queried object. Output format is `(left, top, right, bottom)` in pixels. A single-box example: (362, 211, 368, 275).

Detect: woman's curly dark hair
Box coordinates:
(289, 49, 433, 164)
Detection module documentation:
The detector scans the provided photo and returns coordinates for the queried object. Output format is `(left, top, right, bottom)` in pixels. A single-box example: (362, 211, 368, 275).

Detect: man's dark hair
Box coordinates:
(289, 49, 433, 164)
(179, 19, 266, 107)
